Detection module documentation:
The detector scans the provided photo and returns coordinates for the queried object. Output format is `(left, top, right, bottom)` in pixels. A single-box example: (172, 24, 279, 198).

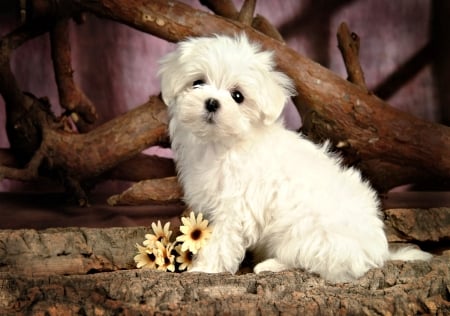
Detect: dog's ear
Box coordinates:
(259, 70, 296, 125)
(158, 48, 184, 107)
(159, 38, 202, 107)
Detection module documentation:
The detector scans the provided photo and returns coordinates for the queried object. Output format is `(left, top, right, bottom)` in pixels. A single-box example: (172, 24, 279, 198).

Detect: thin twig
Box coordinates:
(238, 0, 256, 25)
(337, 22, 367, 91)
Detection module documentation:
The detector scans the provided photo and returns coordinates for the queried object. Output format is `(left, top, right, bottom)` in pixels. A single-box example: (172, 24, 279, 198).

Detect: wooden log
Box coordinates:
(384, 207, 450, 243)
(0, 149, 176, 182)
(37, 96, 168, 180)
(0, 227, 150, 276)
(107, 176, 182, 205)
(0, 252, 448, 315)
(0, 220, 447, 314)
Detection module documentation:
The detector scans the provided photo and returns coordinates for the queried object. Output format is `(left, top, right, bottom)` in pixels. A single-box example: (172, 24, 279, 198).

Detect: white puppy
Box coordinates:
(158, 34, 431, 282)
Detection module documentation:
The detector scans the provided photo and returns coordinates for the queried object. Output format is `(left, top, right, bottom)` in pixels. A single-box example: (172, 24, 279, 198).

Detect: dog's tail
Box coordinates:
(389, 246, 432, 262)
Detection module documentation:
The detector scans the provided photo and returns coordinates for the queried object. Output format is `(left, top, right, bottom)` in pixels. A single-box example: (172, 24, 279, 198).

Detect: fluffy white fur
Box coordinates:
(158, 34, 431, 282)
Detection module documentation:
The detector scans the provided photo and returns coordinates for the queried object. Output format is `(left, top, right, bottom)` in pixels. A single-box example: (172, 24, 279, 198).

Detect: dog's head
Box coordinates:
(158, 34, 295, 142)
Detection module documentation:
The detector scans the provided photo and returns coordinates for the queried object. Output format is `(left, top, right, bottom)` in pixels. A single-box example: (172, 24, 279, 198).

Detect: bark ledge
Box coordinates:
(0, 226, 448, 315)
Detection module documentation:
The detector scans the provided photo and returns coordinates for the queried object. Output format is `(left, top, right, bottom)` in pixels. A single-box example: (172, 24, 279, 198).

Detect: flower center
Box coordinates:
(147, 253, 156, 262)
(190, 229, 202, 240)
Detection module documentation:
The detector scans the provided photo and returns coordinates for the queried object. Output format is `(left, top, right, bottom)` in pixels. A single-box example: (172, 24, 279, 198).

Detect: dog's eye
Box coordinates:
(193, 79, 205, 87)
(231, 90, 244, 104)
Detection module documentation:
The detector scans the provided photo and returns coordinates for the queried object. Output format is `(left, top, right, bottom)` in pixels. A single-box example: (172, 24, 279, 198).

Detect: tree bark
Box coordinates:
(384, 207, 450, 243)
(37, 96, 168, 181)
(107, 176, 182, 205)
(0, 226, 448, 315)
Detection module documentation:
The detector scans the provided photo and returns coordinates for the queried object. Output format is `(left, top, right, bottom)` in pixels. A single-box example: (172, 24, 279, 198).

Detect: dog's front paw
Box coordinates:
(254, 258, 289, 274)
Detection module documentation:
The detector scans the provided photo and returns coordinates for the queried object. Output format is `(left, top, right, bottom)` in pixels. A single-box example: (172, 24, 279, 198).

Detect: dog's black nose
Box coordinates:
(205, 98, 220, 113)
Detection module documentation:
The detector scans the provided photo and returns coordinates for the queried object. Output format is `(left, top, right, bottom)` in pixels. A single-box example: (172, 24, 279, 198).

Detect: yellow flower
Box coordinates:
(143, 220, 172, 247)
(155, 241, 176, 272)
(175, 244, 194, 271)
(134, 243, 157, 269)
(176, 212, 212, 254)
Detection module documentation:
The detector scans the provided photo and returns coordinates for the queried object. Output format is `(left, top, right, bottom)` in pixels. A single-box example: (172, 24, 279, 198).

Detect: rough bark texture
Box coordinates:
(35, 96, 168, 181)
(0, 227, 147, 276)
(384, 208, 450, 243)
(0, 226, 448, 315)
(107, 176, 182, 206)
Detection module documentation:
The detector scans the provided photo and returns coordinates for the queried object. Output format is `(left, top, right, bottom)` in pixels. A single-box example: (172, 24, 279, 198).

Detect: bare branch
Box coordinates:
(50, 19, 98, 130)
(238, 0, 256, 25)
(252, 15, 284, 42)
(337, 22, 367, 91)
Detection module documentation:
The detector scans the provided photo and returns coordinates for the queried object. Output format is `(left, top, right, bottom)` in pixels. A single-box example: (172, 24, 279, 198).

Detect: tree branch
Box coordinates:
(237, 0, 256, 25)
(337, 22, 367, 91)
(50, 18, 98, 131)
(0, 25, 58, 164)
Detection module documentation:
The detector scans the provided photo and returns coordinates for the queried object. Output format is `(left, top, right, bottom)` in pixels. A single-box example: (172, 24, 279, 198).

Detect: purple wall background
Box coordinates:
(0, 0, 442, 192)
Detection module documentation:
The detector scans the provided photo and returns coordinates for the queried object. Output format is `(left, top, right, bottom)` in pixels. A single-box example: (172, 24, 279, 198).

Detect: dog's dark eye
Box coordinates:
(231, 90, 244, 104)
(193, 79, 205, 87)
